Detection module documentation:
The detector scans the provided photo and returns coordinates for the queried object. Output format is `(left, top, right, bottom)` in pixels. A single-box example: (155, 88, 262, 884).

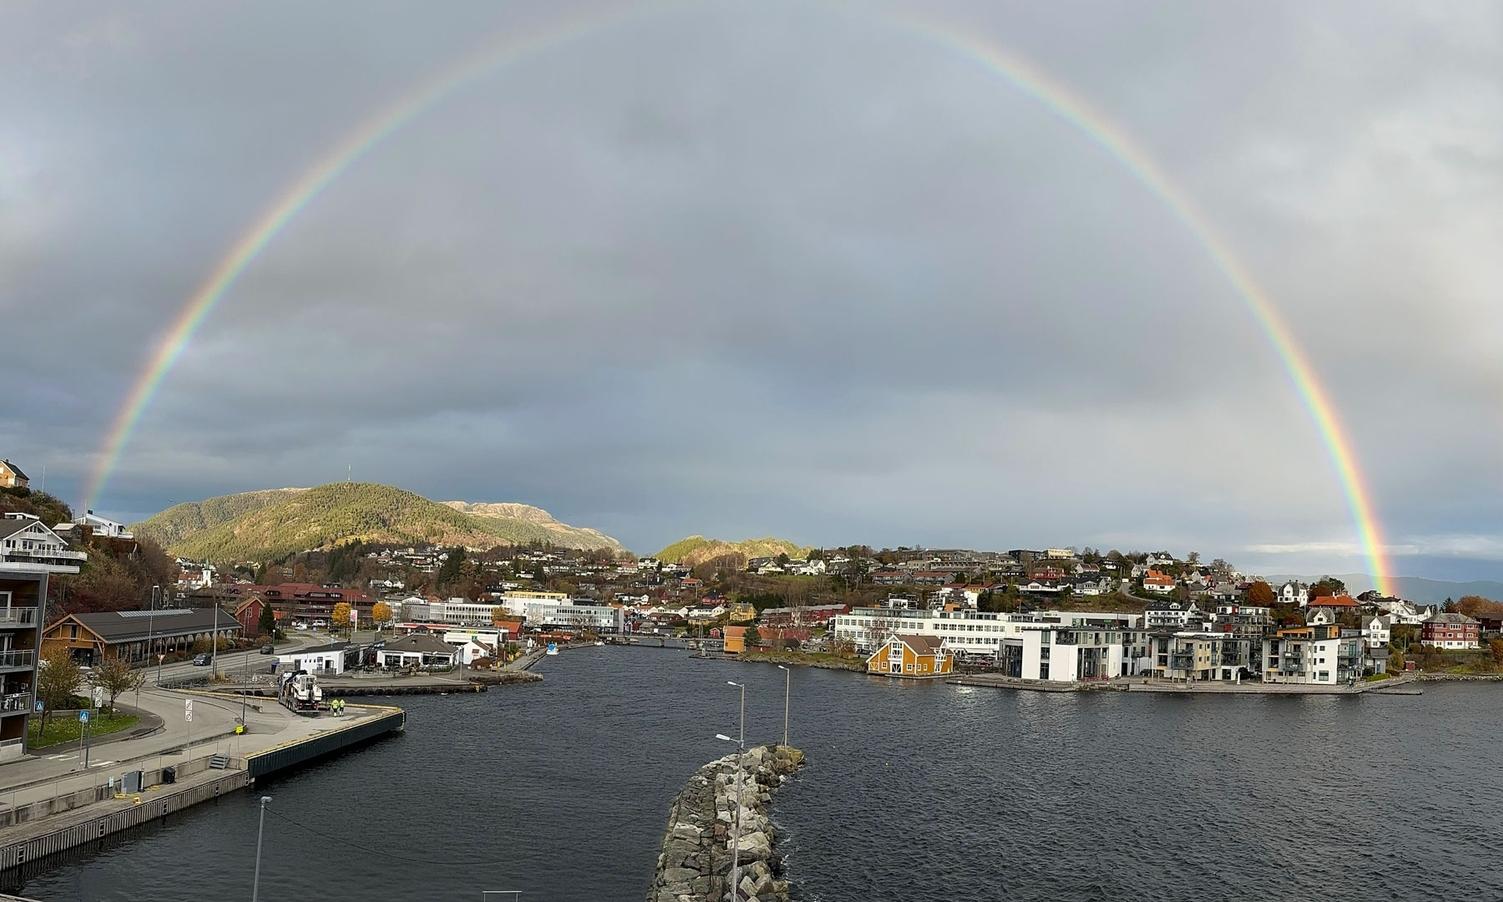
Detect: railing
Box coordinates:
(0, 737, 21, 749)
(0, 692, 30, 712)
(0, 607, 37, 625)
(0, 650, 34, 669)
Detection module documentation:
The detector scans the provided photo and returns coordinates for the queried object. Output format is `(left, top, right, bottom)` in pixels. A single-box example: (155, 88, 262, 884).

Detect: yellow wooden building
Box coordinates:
(866, 633, 952, 678)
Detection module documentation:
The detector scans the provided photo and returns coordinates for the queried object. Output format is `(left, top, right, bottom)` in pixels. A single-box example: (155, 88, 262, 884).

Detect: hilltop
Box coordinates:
(134, 482, 625, 562)
(655, 535, 810, 568)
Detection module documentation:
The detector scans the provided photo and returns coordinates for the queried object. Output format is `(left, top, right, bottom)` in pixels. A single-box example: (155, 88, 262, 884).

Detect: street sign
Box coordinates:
(184, 699, 194, 723)
(78, 710, 89, 723)
(33, 700, 42, 714)
(92, 686, 105, 708)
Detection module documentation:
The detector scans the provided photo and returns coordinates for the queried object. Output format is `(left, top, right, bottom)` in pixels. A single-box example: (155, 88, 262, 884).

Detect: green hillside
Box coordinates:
(134, 487, 305, 547)
(134, 482, 624, 561)
(655, 535, 809, 567)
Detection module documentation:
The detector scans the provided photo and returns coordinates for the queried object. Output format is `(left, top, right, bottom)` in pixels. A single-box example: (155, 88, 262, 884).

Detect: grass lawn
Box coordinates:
(28, 711, 139, 750)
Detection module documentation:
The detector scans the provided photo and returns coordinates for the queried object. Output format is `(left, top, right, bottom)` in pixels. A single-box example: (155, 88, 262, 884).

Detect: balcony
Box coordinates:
(0, 650, 34, 671)
(0, 607, 37, 627)
(0, 692, 30, 714)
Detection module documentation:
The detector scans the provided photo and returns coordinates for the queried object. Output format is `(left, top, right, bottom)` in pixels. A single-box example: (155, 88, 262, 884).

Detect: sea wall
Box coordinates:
(647, 744, 805, 902)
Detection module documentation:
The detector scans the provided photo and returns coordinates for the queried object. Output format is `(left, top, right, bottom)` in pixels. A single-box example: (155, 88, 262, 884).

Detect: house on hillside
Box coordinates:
(1142, 570, 1176, 594)
(1279, 581, 1309, 608)
(0, 460, 28, 490)
(0, 514, 87, 574)
(865, 633, 952, 678)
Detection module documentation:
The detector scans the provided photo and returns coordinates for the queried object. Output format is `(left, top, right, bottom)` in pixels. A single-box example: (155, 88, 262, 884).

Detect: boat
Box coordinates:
(594, 640, 605, 647)
(545, 643, 559, 656)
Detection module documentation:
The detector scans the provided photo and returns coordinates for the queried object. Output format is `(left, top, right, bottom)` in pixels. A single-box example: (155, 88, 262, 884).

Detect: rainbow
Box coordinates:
(84, 6, 1390, 595)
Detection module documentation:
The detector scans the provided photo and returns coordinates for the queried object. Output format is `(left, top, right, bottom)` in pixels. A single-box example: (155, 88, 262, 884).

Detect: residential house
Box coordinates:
(0, 460, 28, 490)
(1363, 614, 1391, 650)
(42, 607, 241, 666)
(1421, 613, 1480, 650)
(1278, 581, 1309, 608)
(234, 594, 269, 637)
(0, 514, 87, 574)
(1213, 603, 1271, 638)
(758, 604, 849, 629)
(1143, 600, 1202, 630)
(1142, 570, 1176, 594)
(866, 633, 952, 678)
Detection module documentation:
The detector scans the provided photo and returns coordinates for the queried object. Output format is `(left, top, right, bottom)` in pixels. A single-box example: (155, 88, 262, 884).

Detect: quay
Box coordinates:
(0, 684, 404, 874)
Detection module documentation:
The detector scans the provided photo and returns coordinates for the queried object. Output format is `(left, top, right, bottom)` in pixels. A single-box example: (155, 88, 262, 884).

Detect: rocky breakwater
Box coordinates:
(647, 744, 805, 902)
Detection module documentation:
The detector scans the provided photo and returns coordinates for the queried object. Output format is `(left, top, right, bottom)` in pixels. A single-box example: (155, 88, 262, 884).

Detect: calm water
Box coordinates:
(10, 648, 1503, 901)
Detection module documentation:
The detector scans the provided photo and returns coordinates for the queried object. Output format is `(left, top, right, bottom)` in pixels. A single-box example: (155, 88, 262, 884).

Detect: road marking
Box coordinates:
(48, 754, 77, 761)
(89, 761, 114, 768)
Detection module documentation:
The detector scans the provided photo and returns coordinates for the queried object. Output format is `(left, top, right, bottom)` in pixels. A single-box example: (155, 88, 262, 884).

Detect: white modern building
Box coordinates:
(831, 606, 1140, 665)
(1143, 600, 1202, 630)
(275, 642, 349, 675)
(1262, 625, 1363, 685)
(0, 514, 87, 574)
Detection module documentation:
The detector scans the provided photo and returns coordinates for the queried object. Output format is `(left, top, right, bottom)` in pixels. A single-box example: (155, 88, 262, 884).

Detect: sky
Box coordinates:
(2, 1, 1500, 580)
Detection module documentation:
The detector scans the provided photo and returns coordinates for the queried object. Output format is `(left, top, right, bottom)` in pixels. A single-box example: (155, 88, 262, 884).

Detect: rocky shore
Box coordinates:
(647, 744, 805, 902)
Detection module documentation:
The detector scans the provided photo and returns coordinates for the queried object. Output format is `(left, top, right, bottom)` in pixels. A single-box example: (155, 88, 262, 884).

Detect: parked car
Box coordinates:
(259, 645, 275, 655)
(192, 653, 211, 666)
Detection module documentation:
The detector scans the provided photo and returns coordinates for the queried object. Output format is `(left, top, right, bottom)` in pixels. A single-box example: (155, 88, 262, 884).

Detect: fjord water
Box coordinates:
(12, 648, 1502, 901)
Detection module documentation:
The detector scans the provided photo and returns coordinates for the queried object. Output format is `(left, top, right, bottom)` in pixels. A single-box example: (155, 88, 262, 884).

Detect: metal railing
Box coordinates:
(0, 650, 35, 669)
(0, 692, 30, 713)
(0, 607, 37, 625)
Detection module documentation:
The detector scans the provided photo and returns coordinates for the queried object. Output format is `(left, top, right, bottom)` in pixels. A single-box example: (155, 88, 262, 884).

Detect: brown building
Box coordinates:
(0, 570, 45, 759)
(43, 607, 241, 666)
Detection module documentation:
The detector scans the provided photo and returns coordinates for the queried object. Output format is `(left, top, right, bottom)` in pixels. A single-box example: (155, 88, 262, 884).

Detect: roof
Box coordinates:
(1428, 612, 1478, 626)
(281, 641, 349, 655)
(1311, 594, 1359, 608)
(0, 519, 33, 541)
(380, 634, 456, 655)
(895, 633, 943, 656)
(1, 460, 28, 480)
(53, 607, 241, 643)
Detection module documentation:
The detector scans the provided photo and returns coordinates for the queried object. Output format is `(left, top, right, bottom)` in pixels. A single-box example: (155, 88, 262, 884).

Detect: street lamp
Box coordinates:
(776, 665, 791, 748)
(252, 795, 272, 902)
(715, 733, 744, 901)
(722, 679, 746, 900)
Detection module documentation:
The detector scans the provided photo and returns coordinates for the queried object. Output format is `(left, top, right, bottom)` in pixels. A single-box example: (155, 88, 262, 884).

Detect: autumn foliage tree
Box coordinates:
(36, 649, 82, 734)
(371, 602, 393, 627)
(93, 656, 144, 713)
(330, 602, 352, 631)
(1244, 580, 1275, 607)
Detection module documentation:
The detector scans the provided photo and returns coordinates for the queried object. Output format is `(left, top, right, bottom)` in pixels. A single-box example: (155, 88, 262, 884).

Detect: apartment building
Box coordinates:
(0, 570, 45, 760)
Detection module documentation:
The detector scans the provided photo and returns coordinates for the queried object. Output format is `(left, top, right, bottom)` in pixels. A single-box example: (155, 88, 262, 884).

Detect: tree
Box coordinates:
(744, 625, 762, 648)
(1245, 580, 1275, 607)
(92, 656, 143, 714)
(371, 602, 393, 627)
(36, 648, 82, 734)
(331, 602, 352, 632)
(258, 601, 276, 638)
(1490, 638, 1503, 668)
(437, 547, 467, 588)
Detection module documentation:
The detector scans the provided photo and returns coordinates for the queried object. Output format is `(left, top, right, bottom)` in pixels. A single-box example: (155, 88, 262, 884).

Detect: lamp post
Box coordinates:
(776, 664, 790, 748)
(147, 585, 158, 686)
(252, 795, 272, 902)
(722, 679, 746, 899)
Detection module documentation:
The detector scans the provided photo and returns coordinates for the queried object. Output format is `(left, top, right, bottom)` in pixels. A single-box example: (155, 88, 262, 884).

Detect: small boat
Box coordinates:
(545, 643, 559, 656)
(594, 640, 605, 647)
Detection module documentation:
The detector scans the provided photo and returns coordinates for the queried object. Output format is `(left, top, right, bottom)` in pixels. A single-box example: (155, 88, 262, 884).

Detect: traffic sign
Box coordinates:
(33, 700, 42, 714)
(184, 699, 194, 723)
(78, 710, 89, 724)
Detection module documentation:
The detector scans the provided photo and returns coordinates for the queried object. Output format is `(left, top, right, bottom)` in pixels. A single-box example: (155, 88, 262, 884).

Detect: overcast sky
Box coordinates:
(3, 1, 1500, 580)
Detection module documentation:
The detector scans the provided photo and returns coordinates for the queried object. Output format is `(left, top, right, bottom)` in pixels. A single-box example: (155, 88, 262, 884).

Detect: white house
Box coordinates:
(1364, 614, 1391, 650)
(76, 511, 133, 539)
(1279, 581, 1309, 608)
(276, 641, 349, 675)
(0, 513, 87, 573)
(1144, 601, 1202, 630)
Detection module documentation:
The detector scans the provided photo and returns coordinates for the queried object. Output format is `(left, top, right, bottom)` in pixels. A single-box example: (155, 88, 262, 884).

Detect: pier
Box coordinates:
(0, 685, 404, 875)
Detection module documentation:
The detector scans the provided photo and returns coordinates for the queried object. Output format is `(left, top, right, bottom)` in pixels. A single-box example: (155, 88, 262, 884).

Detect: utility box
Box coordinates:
(160, 766, 176, 785)
(122, 771, 143, 793)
